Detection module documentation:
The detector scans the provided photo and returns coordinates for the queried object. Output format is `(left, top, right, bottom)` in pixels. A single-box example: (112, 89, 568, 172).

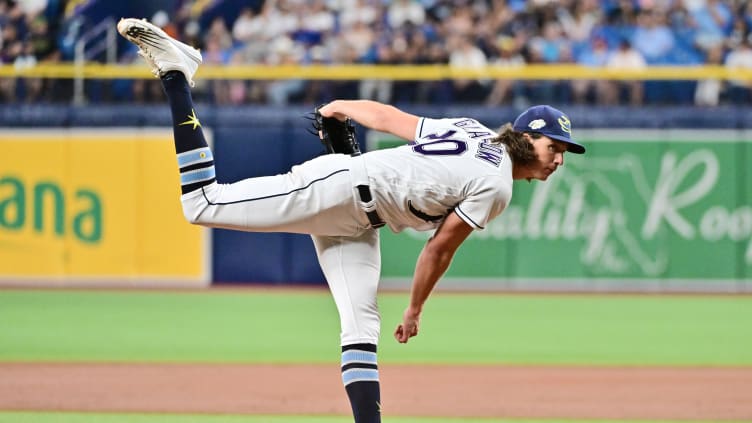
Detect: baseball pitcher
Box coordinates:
(118, 17, 586, 423)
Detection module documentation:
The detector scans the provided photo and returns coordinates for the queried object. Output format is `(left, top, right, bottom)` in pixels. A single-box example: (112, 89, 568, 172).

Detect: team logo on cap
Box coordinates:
(558, 115, 571, 134)
(528, 119, 546, 130)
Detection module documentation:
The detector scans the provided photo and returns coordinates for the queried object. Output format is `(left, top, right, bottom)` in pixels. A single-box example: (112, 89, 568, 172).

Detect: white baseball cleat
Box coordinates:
(117, 18, 203, 87)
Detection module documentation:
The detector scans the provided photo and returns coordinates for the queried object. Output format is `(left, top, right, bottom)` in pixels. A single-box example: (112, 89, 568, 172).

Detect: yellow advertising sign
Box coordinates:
(0, 129, 209, 285)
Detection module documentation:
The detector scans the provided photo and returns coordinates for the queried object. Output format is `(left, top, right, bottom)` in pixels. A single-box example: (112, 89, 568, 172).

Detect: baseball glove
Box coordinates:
(310, 105, 361, 156)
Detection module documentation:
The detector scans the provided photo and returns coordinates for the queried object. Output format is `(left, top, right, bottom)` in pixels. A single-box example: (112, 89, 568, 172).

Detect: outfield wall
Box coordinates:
(371, 130, 752, 292)
(0, 129, 210, 286)
(0, 105, 750, 291)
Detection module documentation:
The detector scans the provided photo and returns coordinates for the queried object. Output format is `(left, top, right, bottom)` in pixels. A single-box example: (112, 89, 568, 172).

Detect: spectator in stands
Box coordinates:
(478, 0, 514, 37)
(485, 35, 526, 106)
(345, 19, 375, 61)
(16, 0, 46, 16)
(401, 29, 445, 104)
(27, 13, 54, 60)
(571, 36, 612, 104)
(387, 0, 425, 30)
(266, 36, 306, 105)
(558, 0, 601, 53)
(743, 2, 752, 32)
(152, 10, 179, 39)
(1, 40, 20, 101)
(180, 19, 203, 52)
(443, 5, 475, 36)
(293, 0, 335, 45)
(632, 9, 676, 64)
(0, 1, 56, 103)
(530, 21, 570, 64)
(358, 36, 395, 104)
(448, 33, 489, 102)
(226, 51, 248, 105)
(666, 1, 699, 59)
(231, 8, 269, 67)
(690, 0, 734, 52)
(265, 0, 299, 40)
(14, 41, 44, 101)
(202, 19, 233, 104)
(526, 20, 572, 103)
(724, 34, 752, 104)
(0, 0, 21, 102)
(606, 38, 647, 105)
(231, 7, 264, 44)
(388, 27, 422, 103)
(205, 16, 233, 52)
(694, 43, 724, 106)
(339, 0, 380, 29)
(727, 14, 750, 48)
(301, 44, 334, 105)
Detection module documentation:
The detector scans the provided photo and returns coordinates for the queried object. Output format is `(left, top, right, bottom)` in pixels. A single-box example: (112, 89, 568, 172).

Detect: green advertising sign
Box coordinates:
(368, 130, 751, 291)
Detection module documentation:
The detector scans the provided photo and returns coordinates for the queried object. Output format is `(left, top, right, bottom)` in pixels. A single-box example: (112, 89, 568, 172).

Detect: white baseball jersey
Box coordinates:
(178, 116, 513, 346)
(363, 117, 513, 233)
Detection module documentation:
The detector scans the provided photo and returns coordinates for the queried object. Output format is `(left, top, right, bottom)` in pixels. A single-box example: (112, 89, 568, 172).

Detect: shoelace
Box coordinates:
(137, 49, 161, 77)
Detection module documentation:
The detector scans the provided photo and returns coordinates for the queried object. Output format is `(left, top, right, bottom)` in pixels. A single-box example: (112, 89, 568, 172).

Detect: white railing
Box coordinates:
(73, 17, 117, 105)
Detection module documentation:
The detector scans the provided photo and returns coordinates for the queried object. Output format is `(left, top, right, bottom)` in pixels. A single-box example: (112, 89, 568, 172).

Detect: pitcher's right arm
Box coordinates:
(318, 100, 420, 142)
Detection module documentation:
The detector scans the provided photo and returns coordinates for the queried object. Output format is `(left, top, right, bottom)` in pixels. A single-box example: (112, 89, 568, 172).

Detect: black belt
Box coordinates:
(356, 185, 385, 228)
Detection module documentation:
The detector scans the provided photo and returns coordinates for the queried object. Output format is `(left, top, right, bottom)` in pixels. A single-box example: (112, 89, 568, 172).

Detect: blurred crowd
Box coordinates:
(2, 0, 752, 106)
(0, 0, 64, 102)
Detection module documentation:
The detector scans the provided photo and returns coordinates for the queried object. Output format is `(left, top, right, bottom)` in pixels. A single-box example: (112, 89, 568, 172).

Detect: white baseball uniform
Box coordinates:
(180, 116, 513, 345)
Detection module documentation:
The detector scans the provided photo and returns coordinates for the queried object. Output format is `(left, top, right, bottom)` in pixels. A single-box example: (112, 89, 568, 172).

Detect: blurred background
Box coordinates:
(1, 0, 751, 292)
(2, 0, 752, 105)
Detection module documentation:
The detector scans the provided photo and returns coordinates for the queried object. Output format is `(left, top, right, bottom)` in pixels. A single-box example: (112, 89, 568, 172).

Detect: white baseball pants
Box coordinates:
(179, 153, 382, 345)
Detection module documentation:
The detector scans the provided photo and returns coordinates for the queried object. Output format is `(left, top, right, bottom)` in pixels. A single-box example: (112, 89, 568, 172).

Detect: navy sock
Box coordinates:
(341, 343, 381, 423)
(161, 71, 216, 194)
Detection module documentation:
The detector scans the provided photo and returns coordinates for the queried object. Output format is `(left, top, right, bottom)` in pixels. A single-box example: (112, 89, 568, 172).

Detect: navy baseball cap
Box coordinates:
(512, 105, 586, 154)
